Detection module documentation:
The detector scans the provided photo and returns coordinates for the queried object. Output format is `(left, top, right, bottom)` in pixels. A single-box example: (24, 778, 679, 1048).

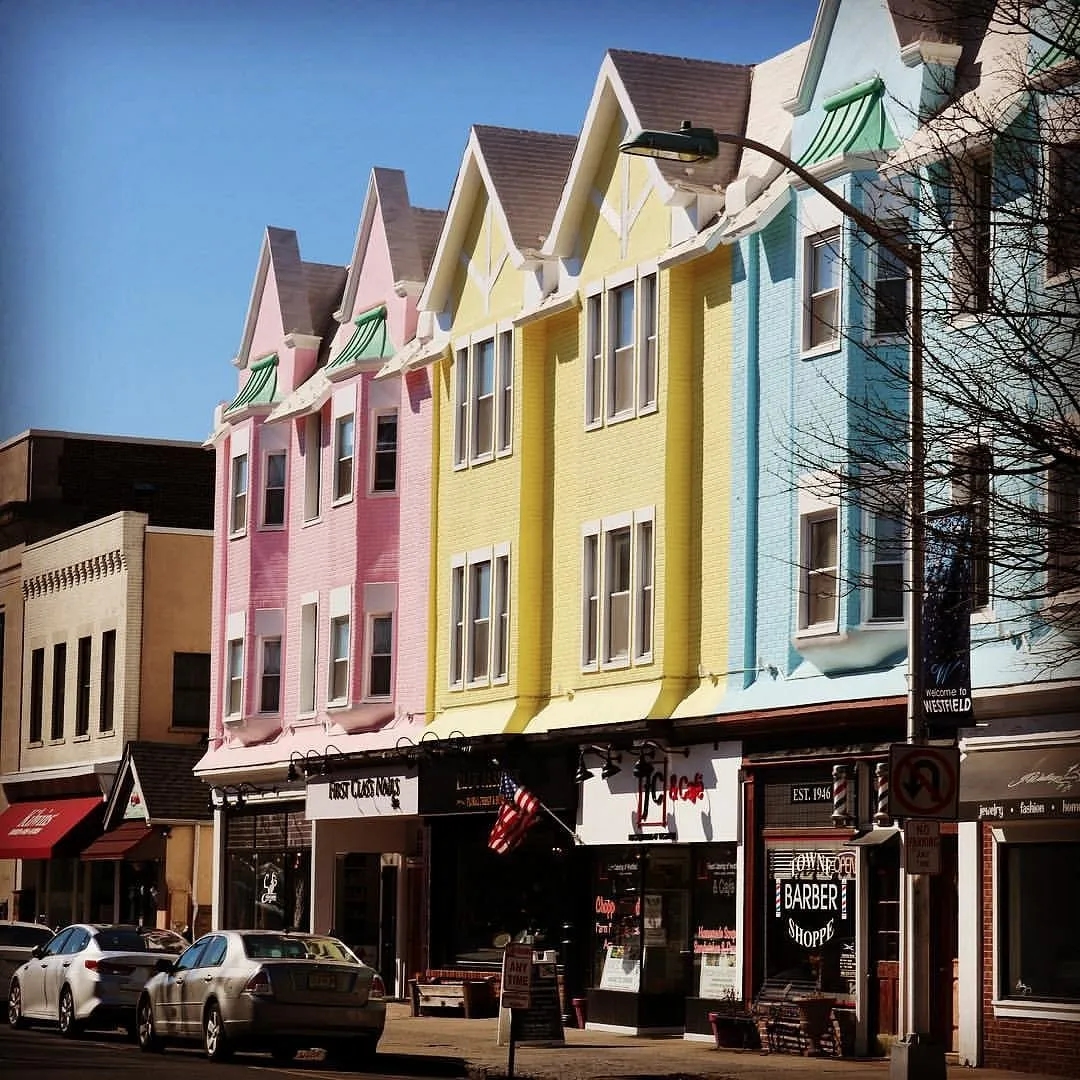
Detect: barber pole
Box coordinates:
(831, 764, 853, 827)
(775, 877, 781, 918)
(874, 761, 891, 826)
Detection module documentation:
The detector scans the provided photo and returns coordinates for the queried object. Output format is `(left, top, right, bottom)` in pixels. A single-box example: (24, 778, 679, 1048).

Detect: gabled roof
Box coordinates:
(543, 49, 753, 258)
(103, 741, 210, 830)
(233, 227, 313, 369)
(419, 125, 576, 315)
(335, 168, 445, 321)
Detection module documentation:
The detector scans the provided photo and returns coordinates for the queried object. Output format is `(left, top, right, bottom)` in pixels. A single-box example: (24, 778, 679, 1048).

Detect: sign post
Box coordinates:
(501, 943, 533, 1079)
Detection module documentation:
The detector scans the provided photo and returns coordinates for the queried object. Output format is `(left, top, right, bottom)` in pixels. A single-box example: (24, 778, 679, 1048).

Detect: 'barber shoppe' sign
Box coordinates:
(773, 849, 855, 951)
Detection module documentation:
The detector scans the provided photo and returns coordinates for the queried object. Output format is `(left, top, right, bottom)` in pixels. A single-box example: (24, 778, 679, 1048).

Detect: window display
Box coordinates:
(225, 805, 310, 931)
(692, 845, 738, 1000)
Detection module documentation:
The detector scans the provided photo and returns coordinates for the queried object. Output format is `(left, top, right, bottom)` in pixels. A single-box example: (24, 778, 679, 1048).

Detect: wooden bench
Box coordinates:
(409, 976, 496, 1018)
(752, 975, 838, 1055)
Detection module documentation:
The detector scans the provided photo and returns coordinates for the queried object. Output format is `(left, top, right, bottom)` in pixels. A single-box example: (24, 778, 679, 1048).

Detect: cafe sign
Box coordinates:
(306, 768, 417, 820)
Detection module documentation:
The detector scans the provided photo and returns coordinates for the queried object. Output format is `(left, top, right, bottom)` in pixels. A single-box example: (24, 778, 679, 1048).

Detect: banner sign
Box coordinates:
(921, 509, 973, 725)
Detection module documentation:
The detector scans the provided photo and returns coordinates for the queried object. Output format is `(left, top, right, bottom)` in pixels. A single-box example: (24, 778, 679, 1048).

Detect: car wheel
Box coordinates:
(8, 980, 28, 1030)
(270, 1043, 299, 1063)
(203, 1001, 232, 1062)
(137, 996, 164, 1054)
(58, 986, 81, 1038)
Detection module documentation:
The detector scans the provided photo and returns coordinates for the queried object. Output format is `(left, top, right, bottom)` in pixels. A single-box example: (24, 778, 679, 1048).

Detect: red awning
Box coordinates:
(81, 820, 156, 861)
(0, 796, 104, 860)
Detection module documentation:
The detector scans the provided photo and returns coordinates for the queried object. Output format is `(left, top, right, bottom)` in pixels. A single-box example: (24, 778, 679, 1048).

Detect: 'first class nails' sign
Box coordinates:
(306, 769, 417, 819)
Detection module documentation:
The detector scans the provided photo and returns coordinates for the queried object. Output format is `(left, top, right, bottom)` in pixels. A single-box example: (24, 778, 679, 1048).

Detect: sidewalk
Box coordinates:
(376, 1005, 1069, 1080)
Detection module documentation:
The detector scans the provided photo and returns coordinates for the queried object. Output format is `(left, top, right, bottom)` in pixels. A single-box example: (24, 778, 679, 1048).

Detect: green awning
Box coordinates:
(1030, 11, 1079, 75)
(327, 305, 393, 371)
(224, 354, 279, 415)
(798, 77, 898, 168)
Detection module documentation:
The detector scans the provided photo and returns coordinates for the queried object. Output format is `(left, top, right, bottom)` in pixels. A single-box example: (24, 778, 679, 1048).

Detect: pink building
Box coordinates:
(197, 170, 443, 991)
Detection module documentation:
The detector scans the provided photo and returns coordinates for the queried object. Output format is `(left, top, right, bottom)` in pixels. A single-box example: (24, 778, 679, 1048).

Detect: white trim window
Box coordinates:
(804, 229, 842, 350)
(1048, 457, 1080, 594)
(454, 330, 514, 468)
(299, 600, 318, 714)
(581, 509, 654, 669)
(800, 509, 840, 630)
(953, 444, 992, 609)
(873, 226, 908, 337)
(329, 614, 350, 705)
(954, 151, 993, 314)
(1048, 140, 1080, 279)
(259, 637, 281, 712)
(333, 414, 355, 502)
(867, 511, 905, 621)
(371, 409, 398, 494)
(263, 450, 286, 526)
(585, 270, 659, 427)
(366, 613, 393, 699)
(230, 453, 249, 535)
(226, 637, 244, 716)
(303, 412, 322, 522)
(448, 544, 511, 688)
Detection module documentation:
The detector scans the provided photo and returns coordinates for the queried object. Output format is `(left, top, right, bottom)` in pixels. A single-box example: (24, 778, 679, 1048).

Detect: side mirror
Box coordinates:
(154, 957, 175, 974)
(30, 945, 46, 959)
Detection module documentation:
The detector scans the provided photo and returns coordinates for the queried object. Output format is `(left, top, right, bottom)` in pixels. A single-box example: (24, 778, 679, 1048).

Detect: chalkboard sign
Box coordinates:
(510, 962, 565, 1046)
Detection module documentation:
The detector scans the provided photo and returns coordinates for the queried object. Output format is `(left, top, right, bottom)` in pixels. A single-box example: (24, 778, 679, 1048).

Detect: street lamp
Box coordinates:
(621, 122, 937, 1078)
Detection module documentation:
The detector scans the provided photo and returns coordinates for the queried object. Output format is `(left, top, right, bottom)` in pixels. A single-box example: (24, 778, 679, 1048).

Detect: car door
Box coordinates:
(160, 938, 206, 1037)
(47, 926, 90, 1013)
(179, 935, 228, 1035)
(20, 928, 71, 1018)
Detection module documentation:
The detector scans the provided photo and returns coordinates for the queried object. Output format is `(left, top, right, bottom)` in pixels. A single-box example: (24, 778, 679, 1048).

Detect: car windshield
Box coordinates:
(241, 934, 309, 960)
(140, 928, 188, 952)
(299, 936, 360, 963)
(93, 929, 146, 952)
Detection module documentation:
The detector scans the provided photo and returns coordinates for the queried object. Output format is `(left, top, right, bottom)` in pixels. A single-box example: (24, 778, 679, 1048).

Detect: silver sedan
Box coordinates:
(136, 930, 386, 1064)
(7, 923, 187, 1036)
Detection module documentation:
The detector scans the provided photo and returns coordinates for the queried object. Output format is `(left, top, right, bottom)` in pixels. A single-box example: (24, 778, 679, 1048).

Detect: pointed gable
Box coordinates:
(420, 125, 575, 316)
(544, 49, 752, 257)
(102, 741, 210, 830)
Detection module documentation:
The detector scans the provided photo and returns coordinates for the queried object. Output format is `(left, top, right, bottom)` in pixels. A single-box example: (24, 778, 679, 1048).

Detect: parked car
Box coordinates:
(0, 922, 54, 991)
(7, 923, 187, 1036)
(136, 930, 386, 1064)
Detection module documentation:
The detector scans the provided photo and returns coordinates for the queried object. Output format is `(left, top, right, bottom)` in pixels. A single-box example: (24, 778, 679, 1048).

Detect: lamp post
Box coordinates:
(620, 122, 939, 1078)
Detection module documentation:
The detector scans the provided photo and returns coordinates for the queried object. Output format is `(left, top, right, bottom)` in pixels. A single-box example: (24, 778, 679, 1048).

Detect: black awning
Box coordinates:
(959, 744, 1080, 822)
(844, 826, 900, 847)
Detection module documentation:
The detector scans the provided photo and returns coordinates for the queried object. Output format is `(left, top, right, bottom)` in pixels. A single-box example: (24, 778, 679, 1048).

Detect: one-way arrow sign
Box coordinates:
(888, 744, 960, 820)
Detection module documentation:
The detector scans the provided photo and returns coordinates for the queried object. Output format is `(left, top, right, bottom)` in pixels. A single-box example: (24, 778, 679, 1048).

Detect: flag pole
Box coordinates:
(491, 759, 583, 846)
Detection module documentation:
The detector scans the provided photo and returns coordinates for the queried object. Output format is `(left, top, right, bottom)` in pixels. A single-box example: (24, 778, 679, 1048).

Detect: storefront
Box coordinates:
(305, 762, 423, 997)
(958, 736, 1080, 1077)
(744, 752, 909, 1057)
(576, 740, 741, 1035)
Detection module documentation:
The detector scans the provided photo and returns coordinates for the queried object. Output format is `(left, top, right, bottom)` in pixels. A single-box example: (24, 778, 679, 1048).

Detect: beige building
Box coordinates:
(0, 510, 213, 930)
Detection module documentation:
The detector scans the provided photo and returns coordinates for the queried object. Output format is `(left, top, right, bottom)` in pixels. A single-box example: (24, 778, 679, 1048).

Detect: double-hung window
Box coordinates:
(99, 629, 115, 732)
(303, 413, 322, 521)
(230, 453, 249, 534)
(263, 450, 286, 526)
(226, 637, 244, 717)
(334, 415, 355, 501)
(873, 227, 909, 337)
(585, 270, 659, 427)
(800, 510, 840, 630)
(448, 544, 510, 688)
(329, 615, 350, 704)
(581, 509, 654, 669)
(75, 636, 91, 737)
(954, 152, 992, 314)
(367, 614, 393, 699)
(1048, 140, 1080, 279)
(1047, 457, 1080, 594)
(867, 512, 905, 621)
(953, 444, 992, 609)
(804, 230, 842, 350)
(29, 647, 44, 743)
(371, 410, 398, 493)
(260, 638, 281, 713)
(299, 600, 318, 714)
(454, 330, 514, 468)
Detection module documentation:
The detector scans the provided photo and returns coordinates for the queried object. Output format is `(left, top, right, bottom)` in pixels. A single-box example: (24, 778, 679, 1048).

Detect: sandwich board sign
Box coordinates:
(501, 942, 533, 1009)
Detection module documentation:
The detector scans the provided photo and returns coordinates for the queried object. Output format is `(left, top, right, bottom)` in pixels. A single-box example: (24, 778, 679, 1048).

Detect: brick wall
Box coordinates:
(980, 821, 1080, 1077)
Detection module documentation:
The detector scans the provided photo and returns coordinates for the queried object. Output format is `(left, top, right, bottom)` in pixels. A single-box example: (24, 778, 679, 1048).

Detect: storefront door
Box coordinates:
(928, 834, 958, 1052)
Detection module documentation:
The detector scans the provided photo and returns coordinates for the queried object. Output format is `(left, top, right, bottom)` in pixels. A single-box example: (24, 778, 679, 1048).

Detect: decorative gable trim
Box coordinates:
(783, 0, 842, 116)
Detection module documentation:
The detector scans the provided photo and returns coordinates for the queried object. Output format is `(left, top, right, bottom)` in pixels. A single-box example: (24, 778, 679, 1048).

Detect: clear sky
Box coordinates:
(0, 0, 817, 446)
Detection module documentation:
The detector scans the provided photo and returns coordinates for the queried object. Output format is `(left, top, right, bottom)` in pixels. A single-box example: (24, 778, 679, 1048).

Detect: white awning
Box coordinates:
(265, 370, 331, 425)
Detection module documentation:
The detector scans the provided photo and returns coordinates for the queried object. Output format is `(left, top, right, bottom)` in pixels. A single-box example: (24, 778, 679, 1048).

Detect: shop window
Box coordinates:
(691, 846, 738, 1002)
(1000, 841, 1080, 1002)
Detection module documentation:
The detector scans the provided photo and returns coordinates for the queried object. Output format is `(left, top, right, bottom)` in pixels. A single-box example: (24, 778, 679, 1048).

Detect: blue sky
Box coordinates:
(0, 0, 817, 445)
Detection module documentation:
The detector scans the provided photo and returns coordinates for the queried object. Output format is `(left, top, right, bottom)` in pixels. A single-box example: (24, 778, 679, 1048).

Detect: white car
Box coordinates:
(0, 921, 54, 992)
(136, 930, 386, 1064)
(7, 923, 187, 1037)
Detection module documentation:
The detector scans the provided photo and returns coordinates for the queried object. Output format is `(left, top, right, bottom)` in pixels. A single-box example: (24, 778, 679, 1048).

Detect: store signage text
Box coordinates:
(790, 784, 831, 804)
(776, 849, 852, 953)
(670, 773, 706, 803)
(328, 776, 402, 802)
(9, 807, 59, 836)
(790, 850, 856, 879)
(693, 926, 736, 955)
(1006, 760, 1080, 794)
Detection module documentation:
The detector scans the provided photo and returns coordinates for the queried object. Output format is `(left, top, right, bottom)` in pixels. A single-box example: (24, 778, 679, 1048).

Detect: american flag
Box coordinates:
(487, 772, 540, 855)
